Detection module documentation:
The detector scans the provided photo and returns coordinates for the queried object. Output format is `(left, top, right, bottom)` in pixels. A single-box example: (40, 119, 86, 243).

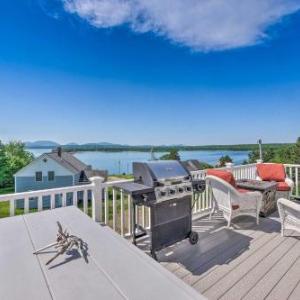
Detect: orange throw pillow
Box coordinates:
(257, 163, 286, 182)
(207, 169, 236, 187)
(276, 182, 291, 192)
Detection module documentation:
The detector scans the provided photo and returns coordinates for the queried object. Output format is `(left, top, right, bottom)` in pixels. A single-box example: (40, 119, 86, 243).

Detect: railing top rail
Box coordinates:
(104, 179, 133, 187)
(284, 164, 300, 168)
(0, 179, 135, 202)
(0, 182, 94, 202)
(191, 163, 257, 173)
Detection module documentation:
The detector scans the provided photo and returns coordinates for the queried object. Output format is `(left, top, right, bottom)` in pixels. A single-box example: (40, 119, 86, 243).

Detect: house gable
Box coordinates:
(14, 154, 75, 177)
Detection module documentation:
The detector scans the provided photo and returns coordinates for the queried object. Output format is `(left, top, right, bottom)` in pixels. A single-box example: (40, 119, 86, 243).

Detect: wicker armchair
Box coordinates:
(206, 175, 262, 227)
(277, 198, 300, 236)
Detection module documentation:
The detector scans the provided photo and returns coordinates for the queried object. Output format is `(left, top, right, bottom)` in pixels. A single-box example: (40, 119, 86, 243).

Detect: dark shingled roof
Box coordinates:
(46, 151, 88, 174)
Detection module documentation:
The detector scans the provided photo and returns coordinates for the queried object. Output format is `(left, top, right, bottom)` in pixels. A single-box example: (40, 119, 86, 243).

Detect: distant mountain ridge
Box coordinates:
(24, 140, 293, 152)
(25, 141, 126, 149)
(25, 140, 60, 148)
(25, 140, 195, 149)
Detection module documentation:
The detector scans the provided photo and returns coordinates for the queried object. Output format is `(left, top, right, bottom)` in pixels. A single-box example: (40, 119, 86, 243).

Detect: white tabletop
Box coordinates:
(0, 206, 204, 300)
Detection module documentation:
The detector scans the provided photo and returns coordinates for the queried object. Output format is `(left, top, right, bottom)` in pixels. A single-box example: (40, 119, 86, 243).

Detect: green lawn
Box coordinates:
(0, 186, 14, 195)
(0, 187, 14, 218)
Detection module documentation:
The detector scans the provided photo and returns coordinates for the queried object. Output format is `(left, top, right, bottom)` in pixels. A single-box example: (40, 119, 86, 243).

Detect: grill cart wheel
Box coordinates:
(189, 231, 199, 245)
(151, 250, 157, 261)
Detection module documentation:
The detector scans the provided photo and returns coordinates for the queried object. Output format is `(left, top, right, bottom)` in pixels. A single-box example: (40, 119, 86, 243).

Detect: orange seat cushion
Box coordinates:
(207, 169, 236, 187)
(257, 163, 286, 182)
(237, 188, 250, 194)
(276, 182, 291, 192)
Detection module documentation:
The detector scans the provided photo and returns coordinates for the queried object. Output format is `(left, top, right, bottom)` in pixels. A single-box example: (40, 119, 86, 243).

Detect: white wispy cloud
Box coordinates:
(62, 0, 300, 51)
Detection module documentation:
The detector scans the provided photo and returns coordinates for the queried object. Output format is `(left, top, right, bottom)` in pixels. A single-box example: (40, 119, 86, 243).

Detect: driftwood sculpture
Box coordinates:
(33, 221, 88, 265)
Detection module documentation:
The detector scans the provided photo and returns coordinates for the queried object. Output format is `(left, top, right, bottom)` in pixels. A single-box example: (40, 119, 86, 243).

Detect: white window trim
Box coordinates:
(35, 171, 43, 182)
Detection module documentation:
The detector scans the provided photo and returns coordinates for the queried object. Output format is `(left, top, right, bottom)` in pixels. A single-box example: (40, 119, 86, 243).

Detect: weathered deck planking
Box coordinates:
(138, 213, 300, 300)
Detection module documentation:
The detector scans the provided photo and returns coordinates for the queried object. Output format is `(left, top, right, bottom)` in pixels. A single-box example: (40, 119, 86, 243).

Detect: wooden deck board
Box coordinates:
(188, 226, 279, 288)
(137, 213, 300, 300)
(218, 234, 298, 300)
(288, 280, 300, 300)
(182, 218, 280, 286)
(244, 237, 300, 300)
(265, 255, 300, 300)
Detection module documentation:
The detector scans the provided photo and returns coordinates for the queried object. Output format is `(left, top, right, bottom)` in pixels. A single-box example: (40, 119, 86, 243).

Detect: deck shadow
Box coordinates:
(138, 213, 282, 277)
(160, 226, 253, 276)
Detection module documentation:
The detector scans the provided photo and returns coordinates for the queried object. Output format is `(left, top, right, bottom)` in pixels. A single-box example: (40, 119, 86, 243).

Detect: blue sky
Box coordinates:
(1, 0, 300, 145)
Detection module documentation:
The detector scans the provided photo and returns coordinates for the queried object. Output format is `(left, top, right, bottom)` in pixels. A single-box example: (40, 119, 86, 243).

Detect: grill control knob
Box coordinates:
(160, 191, 166, 197)
(169, 189, 176, 195)
(142, 194, 148, 202)
(178, 188, 184, 193)
(186, 186, 192, 192)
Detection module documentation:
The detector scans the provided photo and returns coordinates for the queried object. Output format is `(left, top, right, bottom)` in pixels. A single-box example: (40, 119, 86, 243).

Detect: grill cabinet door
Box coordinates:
(150, 196, 192, 252)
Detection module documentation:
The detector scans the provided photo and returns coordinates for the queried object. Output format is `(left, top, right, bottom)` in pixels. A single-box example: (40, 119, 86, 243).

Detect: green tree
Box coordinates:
(247, 147, 276, 163)
(245, 137, 300, 164)
(0, 141, 34, 188)
(160, 149, 181, 160)
(217, 155, 233, 167)
(279, 138, 300, 164)
(197, 162, 214, 169)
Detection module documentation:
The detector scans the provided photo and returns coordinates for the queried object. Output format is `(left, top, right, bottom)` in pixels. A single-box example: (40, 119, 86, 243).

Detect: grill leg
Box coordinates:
(151, 249, 157, 260)
(132, 203, 137, 245)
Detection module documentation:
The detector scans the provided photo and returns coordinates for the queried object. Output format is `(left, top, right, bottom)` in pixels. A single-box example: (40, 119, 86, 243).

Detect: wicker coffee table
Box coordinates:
(236, 179, 277, 217)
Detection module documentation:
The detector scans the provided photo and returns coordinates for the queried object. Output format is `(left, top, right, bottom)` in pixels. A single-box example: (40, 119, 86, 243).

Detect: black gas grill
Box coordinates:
(114, 160, 205, 259)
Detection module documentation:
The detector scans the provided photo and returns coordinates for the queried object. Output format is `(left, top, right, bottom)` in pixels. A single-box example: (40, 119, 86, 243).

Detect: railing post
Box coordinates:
(225, 162, 234, 170)
(90, 177, 104, 223)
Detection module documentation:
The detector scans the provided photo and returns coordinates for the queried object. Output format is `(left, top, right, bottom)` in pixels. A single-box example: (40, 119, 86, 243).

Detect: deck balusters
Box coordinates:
(62, 193, 67, 207)
(1, 164, 300, 237)
(120, 189, 124, 236)
(10, 199, 15, 216)
(37, 196, 43, 212)
(127, 194, 132, 236)
(24, 197, 29, 214)
(112, 188, 117, 231)
(73, 191, 78, 207)
(50, 194, 55, 209)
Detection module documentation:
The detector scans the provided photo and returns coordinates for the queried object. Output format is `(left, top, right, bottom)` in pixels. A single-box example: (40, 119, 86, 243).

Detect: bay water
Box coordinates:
(28, 149, 249, 175)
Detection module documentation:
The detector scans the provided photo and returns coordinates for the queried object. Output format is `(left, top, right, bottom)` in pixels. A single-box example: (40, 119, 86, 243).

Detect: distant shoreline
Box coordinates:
(25, 143, 291, 153)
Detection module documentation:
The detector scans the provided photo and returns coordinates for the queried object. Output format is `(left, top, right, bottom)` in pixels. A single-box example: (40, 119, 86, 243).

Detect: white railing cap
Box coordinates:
(0, 183, 94, 202)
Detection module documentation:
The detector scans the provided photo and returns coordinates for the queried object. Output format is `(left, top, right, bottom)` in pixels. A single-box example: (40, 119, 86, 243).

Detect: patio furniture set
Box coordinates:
(206, 163, 299, 236)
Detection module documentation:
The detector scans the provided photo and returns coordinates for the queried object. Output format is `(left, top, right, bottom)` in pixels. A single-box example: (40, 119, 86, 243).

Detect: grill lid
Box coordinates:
(146, 161, 189, 181)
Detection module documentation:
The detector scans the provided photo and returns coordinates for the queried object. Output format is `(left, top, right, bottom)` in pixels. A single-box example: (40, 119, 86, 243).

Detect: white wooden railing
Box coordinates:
(0, 163, 299, 237)
(284, 164, 300, 196)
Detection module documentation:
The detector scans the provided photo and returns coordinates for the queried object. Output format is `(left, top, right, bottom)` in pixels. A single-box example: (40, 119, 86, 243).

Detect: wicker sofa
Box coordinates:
(256, 163, 294, 201)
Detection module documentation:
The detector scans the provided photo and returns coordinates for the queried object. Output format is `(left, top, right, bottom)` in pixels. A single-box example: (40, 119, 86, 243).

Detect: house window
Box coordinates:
(35, 172, 42, 182)
(48, 171, 55, 181)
